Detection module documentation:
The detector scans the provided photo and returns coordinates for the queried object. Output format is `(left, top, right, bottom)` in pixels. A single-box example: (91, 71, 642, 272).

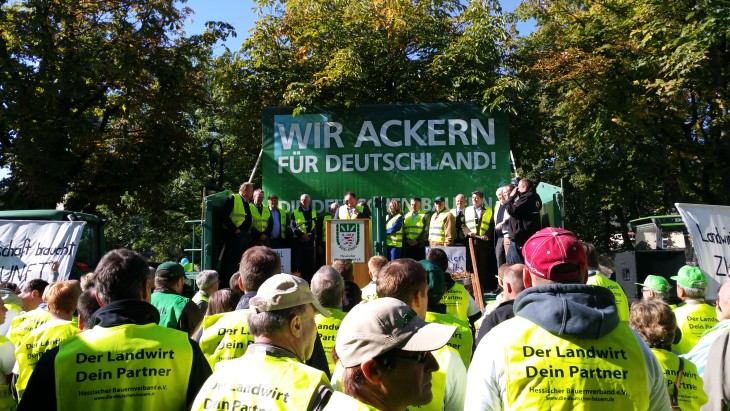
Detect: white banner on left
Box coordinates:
(676, 203, 730, 299)
(0, 220, 87, 287)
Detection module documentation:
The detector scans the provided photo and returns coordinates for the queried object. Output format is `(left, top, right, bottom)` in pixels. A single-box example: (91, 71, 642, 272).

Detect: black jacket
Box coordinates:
(504, 189, 542, 246)
(17, 299, 212, 410)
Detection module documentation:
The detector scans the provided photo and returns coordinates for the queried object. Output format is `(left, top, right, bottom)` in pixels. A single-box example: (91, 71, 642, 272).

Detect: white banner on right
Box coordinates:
(676, 203, 730, 299)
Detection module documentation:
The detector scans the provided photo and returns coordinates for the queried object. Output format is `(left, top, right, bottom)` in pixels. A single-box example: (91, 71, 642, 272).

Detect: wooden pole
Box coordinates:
(469, 237, 484, 310)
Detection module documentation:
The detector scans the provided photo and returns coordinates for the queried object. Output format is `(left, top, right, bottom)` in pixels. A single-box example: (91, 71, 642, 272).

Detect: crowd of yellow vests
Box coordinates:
(0, 260, 726, 411)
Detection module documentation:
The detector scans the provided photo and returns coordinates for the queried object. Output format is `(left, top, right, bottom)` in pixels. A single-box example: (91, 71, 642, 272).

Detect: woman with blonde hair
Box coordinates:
(630, 299, 707, 410)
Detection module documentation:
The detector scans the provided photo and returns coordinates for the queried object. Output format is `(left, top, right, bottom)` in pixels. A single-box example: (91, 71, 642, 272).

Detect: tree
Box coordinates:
(0, 0, 231, 212)
(509, 0, 730, 248)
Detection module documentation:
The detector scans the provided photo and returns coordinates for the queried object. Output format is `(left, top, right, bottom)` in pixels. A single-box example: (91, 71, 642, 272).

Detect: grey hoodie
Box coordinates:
(513, 283, 619, 339)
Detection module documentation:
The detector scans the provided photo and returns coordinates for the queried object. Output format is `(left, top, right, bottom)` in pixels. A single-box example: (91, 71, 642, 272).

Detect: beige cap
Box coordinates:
(335, 297, 456, 368)
(249, 274, 329, 317)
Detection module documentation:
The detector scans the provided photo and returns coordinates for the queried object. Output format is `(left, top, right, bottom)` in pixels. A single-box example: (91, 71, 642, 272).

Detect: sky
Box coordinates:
(182, 0, 535, 53)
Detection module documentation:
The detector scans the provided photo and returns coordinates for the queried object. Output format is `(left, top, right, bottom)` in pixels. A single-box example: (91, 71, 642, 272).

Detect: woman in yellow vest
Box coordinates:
(14, 281, 81, 400)
(385, 200, 404, 260)
(0, 302, 15, 411)
(630, 299, 707, 410)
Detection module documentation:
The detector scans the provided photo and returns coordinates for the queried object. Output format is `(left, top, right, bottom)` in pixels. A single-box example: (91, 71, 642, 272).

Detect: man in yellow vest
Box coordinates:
(684, 280, 730, 377)
(249, 188, 271, 246)
(377, 259, 467, 410)
(192, 270, 219, 314)
(670, 265, 717, 354)
(404, 198, 429, 261)
(583, 242, 630, 322)
(637, 275, 672, 301)
(429, 196, 455, 246)
(338, 192, 365, 219)
(291, 193, 317, 282)
(9, 279, 51, 346)
(220, 182, 254, 285)
(18, 249, 212, 410)
(465, 228, 670, 410)
(462, 191, 494, 291)
(14, 280, 81, 399)
(334, 297, 456, 411)
(191, 274, 333, 411)
(311, 266, 347, 374)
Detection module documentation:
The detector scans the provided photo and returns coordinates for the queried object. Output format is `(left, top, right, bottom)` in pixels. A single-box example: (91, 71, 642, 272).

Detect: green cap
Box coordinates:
(636, 275, 671, 293)
(671, 265, 707, 289)
(155, 262, 185, 279)
(434, 196, 445, 203)
(419, 260, 446, 303)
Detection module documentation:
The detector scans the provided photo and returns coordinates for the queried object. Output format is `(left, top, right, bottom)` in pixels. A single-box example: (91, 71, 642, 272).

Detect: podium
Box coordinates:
(325, 219, 372, 287)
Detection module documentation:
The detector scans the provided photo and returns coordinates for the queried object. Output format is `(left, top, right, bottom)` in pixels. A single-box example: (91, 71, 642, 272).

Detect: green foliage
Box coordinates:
(511, 0, 730, 249)
(0, 0, 230, 211)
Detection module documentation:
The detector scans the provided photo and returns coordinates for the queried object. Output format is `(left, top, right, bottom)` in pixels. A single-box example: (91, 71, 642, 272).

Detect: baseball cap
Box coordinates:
(671, 266, 707, 289)
(522, 227, 587, 281)
(636, 275, 671, 293)
(335, 297, 456, 367)
(249, 274, 329, 317)
(155, 262, 185, 279)
(419, 260, 445, 303)
(434, 196, 445, 202)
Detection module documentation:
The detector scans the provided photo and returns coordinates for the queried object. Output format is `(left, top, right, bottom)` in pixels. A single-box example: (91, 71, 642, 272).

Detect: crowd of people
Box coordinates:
(219, 179, 543, 293)
(1, 182, 729, 410)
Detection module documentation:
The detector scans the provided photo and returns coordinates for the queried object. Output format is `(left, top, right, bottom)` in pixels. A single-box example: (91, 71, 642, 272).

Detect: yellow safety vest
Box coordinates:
(425, 311, 473, 368)
(55, 323, 193, 410)
(464, 206, 492, 237)
(361, 283, 378, 302)
(15, 319, 80, 398)
(440, 283, 471, 322)
(428, 211, 449, 243)
(651, 348, 707, 410)
(315, 308, 346, 374)
(230, 194, 248, 228)
(250, 205, 271, 232)
(293, 209, 316, 234)
(672, 302, 718, 354)
(9, 307, 51, 347)
(586, 274, 630, 322)
(192, 291, 209, 306)
(338, 205, 364, 219)
(198, 310, 253, 368)
(0, 336, 15, 411)
(403, 211, 427, 241)
(386, 214, 403, 248)
(324, 392, 380, 411)
(190, 345, 332, 411)
(503, 316, 648, 410)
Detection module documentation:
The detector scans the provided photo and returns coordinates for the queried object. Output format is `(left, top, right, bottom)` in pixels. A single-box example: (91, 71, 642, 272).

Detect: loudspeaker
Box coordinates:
(615, 250, 686, 304)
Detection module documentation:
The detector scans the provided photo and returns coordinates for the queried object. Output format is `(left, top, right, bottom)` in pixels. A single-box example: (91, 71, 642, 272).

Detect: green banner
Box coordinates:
(262, 103, 510, 213)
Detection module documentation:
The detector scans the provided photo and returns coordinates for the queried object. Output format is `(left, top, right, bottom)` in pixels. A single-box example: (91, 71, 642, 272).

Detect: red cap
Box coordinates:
(523, 227, 587, 281)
